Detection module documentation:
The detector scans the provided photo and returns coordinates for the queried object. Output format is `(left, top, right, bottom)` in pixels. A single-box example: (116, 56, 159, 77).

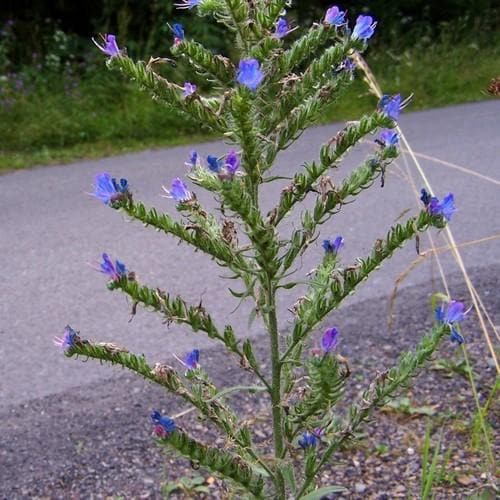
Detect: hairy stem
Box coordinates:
(266, 278, 286, 499)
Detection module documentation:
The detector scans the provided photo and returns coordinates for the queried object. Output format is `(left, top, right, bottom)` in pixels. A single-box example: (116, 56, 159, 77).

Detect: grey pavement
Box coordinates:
(1, 101, 499, 410)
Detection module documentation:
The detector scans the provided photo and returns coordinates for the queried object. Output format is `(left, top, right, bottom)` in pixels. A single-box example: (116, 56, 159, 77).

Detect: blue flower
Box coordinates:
(92, 34, 121, 58)
(435, 300, 467, 344)
(352, 15, 377, 40)
(99, 253, 127, 281)
(225, 150, 240, 176)
(91, 172, 129, 205)
(237, 59, 264, 91)
(183, 82, 197, 97)
(321, 327, 339, 353)
(275, 18, 291, 39)
(322, 236, 344, 255)
(54, 325, 78, 351)
(186, 150, 199, 168)
(184, 349, 200, 370)
(325, 6, 346, 26)
(151, 410, 176, 437)
(163, 178, 193, 203)
(421, 189, 456, 221)
(175, 0, 200, 9)
(340, 58, 356, 72)
(378, 129, 399, 147)
(298, 431, 318, 449)
(428, 193, 456, 221)
(207, 155, 222, 172)
(172, 23, 185, 44)
(379, 94, 403, 120)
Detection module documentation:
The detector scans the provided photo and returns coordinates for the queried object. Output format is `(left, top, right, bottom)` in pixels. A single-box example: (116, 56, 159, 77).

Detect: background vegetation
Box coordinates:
(1, 1, 499, 170)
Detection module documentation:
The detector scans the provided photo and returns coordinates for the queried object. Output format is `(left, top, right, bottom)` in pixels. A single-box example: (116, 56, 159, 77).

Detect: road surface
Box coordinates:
(1, 100, 499, 409)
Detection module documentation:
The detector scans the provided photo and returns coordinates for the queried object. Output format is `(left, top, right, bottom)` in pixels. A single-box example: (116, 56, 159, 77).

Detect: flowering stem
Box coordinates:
(265, 277, 286, 499)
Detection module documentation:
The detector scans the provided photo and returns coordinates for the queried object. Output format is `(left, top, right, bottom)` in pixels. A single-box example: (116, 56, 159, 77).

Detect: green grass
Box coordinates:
(1, 39, 498, 173)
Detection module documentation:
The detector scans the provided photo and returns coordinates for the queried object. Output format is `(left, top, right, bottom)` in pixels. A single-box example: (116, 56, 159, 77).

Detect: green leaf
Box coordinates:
(279, 463, 297, 494)
(300, 485, 348, 499)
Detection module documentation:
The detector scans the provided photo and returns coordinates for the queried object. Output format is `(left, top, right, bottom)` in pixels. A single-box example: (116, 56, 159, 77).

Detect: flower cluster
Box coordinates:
(182, 348, 200, 371)
(172, 23, 185, 45)
(53, 325, 79, 352)
(435, 300, 467, 344)
(274, 18, 292, 39)
(183, 82, 197, 98)
(163, 178, 194, 203)
(322, 236, 344, 255)
(421, 189, 456, 221)
(91, 173, 130, 205)
(92, 34, 121, 58)
(193, 150, 241, 179)
(321, 327, 340, 353)
(378, 129, 399, 148)
(151, 410, 177, 437)
(99, 253, 127, 281)
(324, 6, 346, 26)
(298, 431, 318, 449)
(237, 59, 264, 91)
(379, 94, 403, 120)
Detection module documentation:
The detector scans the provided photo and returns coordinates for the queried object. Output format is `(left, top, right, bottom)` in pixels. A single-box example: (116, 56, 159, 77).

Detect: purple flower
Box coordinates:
(172, 23, 185, 44)
(175, 0, 200, 9)
(186, 150, 199, 168)
(428, 193, 456, 221)
(99, 253, 127, 281)
(91, 173, 129, 205)
(435, 300, 467, 344)
(325, 6, 346, 26)
(151, 410, 176, 437)
(54, 325, 78, 351)
(378, 129, 399, 147)
(321, 327, 339, 352)
(352, 15, 377, 41)
(322, 236, 344, 255)
(183, 82, 197, 97)
(225, 150, 240, 176)
(298, 431, 318, 449)
(92, 34, 121, 58)
(163, 178, 193, 203)
(379, 94, 403, 120)
(207, 155, 222, 172)
(275, 18, 291, 39)
(237, 59, 264, 91)
(340, 58, 356, 72)
(184, 349, 200, 370)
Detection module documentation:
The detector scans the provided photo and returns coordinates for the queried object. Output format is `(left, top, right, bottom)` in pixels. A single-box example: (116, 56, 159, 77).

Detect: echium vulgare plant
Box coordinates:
(60, 2, 465, 498)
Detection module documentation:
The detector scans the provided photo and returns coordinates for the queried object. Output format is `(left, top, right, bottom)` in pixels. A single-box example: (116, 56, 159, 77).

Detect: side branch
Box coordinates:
(66, 339, 268, 478)
(280, 149, 397, 272)
(285, 210, 447, 360)
(172, 40, 235, 85)
(111, 56, 226, 132)
(268, 111, 395, 226)
(115, 199, 253, 276)
(159, 430, 265, 498)
(109, 276, 271, 391)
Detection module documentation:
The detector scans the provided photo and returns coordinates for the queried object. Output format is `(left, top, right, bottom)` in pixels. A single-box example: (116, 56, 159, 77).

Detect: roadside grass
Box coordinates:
(1, 39, 498, 173)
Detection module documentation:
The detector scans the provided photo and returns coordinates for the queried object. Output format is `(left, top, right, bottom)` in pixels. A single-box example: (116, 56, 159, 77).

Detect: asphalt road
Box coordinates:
(1, 101, 499, 410)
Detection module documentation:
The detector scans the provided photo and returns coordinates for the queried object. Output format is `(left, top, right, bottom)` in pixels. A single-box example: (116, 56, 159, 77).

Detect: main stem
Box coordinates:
(266, 278, 286, 499)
